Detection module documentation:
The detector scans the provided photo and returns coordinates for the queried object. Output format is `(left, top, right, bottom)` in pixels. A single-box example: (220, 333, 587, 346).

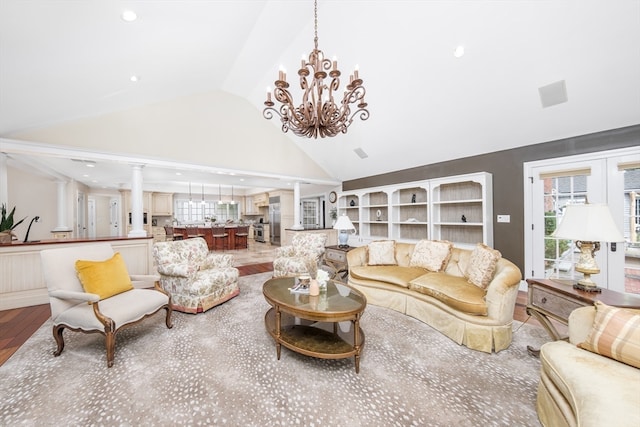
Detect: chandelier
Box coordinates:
(263, 0, 369, 138)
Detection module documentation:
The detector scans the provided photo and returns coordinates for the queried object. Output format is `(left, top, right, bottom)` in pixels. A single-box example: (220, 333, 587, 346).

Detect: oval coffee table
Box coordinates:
(263, 277, 367, 373)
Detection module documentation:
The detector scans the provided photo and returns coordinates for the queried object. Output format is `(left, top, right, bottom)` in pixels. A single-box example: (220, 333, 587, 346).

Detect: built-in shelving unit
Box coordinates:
(391, 186, 429, 241)
(430, 173, 492, 247)
(361, 190, 389, 239)
(338, 172, 492, 247)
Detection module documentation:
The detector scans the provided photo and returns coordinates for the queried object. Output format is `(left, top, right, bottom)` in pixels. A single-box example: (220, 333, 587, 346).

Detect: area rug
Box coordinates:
(0, 273, 548, 426)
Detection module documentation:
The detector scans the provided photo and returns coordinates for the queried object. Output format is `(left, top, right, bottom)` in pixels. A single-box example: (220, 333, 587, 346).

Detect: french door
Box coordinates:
(524, 147, 640, 294)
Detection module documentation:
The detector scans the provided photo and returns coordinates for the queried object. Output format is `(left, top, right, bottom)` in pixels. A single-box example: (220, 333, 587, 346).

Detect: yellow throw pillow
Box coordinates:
(465, 243, 501, 289)
(75, 252, 134, 300)
(578, 301, 640, 369)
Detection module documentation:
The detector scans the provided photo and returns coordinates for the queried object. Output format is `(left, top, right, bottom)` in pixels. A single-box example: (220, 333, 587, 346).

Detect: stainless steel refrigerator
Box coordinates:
(269, 196, 281, 246)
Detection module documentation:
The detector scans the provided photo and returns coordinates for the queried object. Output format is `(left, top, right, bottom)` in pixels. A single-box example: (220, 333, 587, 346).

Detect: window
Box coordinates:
(175, 199, 238, 223)
(542, 174, 587, 280)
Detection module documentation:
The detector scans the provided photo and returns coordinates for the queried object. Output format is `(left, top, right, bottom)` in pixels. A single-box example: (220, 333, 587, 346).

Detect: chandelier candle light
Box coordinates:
(263, 0, 369, 138)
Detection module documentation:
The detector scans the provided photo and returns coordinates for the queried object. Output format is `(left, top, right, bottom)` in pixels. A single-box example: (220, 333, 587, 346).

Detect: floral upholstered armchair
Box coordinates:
(153, 237, 240, 313)
(272, 232, 328, 278)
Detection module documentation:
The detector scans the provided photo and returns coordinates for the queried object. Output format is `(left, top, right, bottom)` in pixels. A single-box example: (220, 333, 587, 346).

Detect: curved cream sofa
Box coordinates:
(346, 242, 522, 353)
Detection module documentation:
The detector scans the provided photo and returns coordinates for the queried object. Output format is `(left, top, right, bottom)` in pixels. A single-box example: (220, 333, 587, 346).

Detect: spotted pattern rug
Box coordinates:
(0, 272, 548, 426)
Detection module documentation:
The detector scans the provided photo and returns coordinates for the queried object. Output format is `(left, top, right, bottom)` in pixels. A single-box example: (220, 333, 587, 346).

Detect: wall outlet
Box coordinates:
(497, 215, 511, 223)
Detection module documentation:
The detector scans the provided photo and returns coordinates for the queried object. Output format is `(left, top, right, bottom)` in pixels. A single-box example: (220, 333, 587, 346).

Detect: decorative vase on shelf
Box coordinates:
(349, 200, 356, 207)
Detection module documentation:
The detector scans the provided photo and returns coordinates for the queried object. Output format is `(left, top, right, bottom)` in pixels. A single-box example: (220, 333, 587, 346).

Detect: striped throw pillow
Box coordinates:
(578, 301, 640, 369)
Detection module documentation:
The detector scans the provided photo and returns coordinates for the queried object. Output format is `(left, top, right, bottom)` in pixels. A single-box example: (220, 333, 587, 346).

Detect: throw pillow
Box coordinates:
(578, 301, 640, 369)
(409, 240, 453, 272)
(367, 240, 397, 266)
(465, 243, 501, 289)
(75, 252, 134, 300)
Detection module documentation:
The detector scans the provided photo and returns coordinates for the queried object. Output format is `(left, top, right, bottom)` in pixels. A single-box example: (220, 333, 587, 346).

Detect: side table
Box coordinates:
(525, 278, 640, 356)
(323, 245, 355, 281)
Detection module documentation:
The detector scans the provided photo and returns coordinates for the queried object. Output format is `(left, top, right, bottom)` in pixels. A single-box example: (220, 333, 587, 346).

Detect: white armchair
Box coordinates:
(153, 237, 240, 313)
(40, 243, 173, 368)
(272, 232, 327, 277)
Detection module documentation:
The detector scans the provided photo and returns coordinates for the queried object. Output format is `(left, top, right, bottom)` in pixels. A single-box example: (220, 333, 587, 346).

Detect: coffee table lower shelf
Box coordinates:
(265, 308, 365, 372)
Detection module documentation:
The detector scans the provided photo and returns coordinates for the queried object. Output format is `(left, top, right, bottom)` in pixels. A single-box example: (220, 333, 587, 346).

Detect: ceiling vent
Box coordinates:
(538, 80, 568, 108)
(353, 147, 368, 159)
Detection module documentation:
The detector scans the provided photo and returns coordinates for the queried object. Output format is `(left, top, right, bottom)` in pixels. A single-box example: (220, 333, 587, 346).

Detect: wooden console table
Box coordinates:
(525, 278, 640, 355)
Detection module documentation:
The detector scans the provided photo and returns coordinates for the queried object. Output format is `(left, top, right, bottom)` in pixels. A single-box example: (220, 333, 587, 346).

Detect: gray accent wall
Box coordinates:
(342, 124, 640, 276)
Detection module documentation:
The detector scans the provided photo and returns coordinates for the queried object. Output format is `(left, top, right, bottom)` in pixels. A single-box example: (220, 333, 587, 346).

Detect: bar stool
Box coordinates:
(235, 225, 249, 249)
(164, 226, 177, 241)
(212, 226, 228, 251)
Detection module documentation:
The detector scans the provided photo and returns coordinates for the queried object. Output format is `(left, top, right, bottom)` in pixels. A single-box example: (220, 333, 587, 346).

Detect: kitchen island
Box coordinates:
(173, 225, 249, 250)
(0, 236, 154, 310)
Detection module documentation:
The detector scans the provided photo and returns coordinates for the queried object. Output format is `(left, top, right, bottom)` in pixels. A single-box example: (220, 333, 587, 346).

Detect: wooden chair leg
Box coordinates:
(53, 325, 65, 357)
(105, 331, 115, 368)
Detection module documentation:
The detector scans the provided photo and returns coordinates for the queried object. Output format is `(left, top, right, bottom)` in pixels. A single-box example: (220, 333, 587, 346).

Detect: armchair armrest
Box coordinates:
(568, 306, 597, 345)
(275, 245, 296, 258)
(130, 274, 161, 288)
(49, 289, 100, 303)
(201, 253, 234, 269)
(156, 262, 197, 278)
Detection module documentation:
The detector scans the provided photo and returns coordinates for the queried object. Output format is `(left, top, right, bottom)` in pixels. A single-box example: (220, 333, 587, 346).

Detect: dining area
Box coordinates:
(166, 225, 249, 251)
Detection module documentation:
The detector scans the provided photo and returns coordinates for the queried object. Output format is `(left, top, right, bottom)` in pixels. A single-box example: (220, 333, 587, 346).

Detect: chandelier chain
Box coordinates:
(314, 0, 318, 50)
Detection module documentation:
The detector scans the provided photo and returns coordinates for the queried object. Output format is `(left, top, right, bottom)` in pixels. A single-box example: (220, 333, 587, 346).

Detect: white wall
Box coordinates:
(6, 166, 57, 242)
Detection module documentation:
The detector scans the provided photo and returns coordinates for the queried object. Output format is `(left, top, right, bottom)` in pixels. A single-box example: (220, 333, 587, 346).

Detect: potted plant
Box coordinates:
(330, 208, 337, 226)
(0, 204, 26, 244)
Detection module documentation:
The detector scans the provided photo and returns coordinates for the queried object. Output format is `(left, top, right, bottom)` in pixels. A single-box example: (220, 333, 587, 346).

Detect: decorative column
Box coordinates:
(51, 180, 72, 238)
(291, 182, 303, 230)
(128, 164, 146, 237)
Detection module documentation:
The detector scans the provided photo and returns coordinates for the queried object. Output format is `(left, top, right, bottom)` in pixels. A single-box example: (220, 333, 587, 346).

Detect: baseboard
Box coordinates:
(0, 289, 49, 310)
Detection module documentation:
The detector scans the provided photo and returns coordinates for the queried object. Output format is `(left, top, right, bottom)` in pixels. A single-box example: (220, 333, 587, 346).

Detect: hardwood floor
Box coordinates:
(0, 262, 540, 368)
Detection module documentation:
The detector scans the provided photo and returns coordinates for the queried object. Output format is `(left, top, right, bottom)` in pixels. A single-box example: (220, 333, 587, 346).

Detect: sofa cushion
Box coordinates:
(578, 301, 640, 369)
(465, 243, 502, 288)
(409, 239, 453, 272)
(367, 240, 397, 265)
(409, 272, 488, 315)
(350, 265, 427, 288)
(75, 252, 134, 300)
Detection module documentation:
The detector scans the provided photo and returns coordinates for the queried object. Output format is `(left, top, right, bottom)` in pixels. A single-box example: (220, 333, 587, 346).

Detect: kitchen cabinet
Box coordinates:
(152, 192, 173, 216)
(253, 193, 268, 207)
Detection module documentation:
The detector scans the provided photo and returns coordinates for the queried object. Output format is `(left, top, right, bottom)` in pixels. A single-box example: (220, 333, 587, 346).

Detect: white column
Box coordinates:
(0, 153, 7, 207)
(128, 164, 146, 237)
(52, 180, 72, 232)
(291, 182, 303, 230)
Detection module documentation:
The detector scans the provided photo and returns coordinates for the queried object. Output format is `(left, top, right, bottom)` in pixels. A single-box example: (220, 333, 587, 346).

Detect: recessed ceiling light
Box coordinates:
(121, 10, 137, 22)
(454, 45, 465, 58)
(85, 163, 95, 168)
(176, 172, 182, 176)
(130, 75, 139, 83)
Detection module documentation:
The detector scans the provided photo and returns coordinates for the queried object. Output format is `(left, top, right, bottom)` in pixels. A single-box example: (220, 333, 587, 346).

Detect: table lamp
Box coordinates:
(552, 203, 624, 292)
(333, 214, 356, 248)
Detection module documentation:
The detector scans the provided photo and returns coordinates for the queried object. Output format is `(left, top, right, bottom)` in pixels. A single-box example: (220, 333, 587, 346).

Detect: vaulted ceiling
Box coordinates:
(1, 1, 638, 194)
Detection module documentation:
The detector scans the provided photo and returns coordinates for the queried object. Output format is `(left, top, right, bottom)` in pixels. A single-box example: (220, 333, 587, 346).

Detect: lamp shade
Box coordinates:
(553, 203, 624, 242)
(333, 214, 355, 231)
